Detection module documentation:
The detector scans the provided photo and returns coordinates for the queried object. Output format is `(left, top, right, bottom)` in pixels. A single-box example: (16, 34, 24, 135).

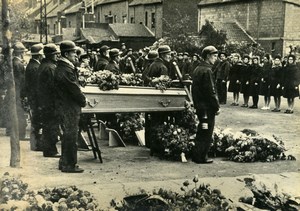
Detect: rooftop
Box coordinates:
(129, 0, 162, 6)
(109, 23, 155, 37)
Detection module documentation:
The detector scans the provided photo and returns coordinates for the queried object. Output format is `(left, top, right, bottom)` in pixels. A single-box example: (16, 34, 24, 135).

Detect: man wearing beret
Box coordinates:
(25, 43, 44, 150)
(37, 43, 61, 157)
(148, 45, 171, 77)
(192, 46, 220, 164)
(105, 48, 121, 74)
(5, 42, 28, 139)
(54, 40, 86, 173)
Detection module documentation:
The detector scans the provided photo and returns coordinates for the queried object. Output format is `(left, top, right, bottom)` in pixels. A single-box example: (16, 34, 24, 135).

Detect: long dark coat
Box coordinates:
(105, 60, 120, 74)
(94, 55, 109, 71)
(228, 62, 242, 93)
(240, 63, 251, 94)
(269, 65, 284, 97)
(282, 63, 300, 98)
(259, 62, 272, 96)
(25, 59, 40, 108)
(249, 64, 262, 96)
(36, 58, 57, 112)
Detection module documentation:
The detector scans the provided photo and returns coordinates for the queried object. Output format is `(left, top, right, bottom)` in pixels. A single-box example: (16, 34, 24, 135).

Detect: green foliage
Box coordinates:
(163, 9, 202, 54)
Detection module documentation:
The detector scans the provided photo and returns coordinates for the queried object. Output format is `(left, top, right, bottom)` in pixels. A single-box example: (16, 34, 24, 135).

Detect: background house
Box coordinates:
(129, 0, 199, 38)
(198, 0, 300, 56)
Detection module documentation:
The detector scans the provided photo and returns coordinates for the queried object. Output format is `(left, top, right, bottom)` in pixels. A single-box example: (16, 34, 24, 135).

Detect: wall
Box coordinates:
(129, 4, 163, 38)
(283, 2, 300, 55)
(95, 1, 129, 24)
(198, 0, 284, 39)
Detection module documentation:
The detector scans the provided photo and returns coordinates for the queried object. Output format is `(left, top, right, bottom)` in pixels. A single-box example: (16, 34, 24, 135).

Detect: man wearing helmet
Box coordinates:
(191, 46, 220, 164)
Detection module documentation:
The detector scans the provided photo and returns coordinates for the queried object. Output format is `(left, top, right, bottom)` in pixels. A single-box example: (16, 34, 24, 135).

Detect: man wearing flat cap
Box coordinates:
(94, 45, 110, 71)
(5, 41, 28, 139)
(148, 45, 171, 77)
(105, 48, 121, 74)
(54, 40, 86, 173)
(25, 43, 44, 150)
(192, 45, 220, 164)
(37, 43, 61, 157)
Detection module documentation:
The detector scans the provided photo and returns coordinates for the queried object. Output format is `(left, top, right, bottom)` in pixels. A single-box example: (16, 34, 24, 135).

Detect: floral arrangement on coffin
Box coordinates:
(116, 113, 144, 143)
(149, 75, 172, 91)
(111, 175, 235, 210)
(93, 70, 120, 91)
(77, 67, 93, 87)
(0, 172, 99, 210)
(119, 73, 143, 86)
(210, 128, 295, 162)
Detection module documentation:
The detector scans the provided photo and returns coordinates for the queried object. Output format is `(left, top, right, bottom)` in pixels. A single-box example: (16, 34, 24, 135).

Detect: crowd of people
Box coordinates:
(0, 39, 299, 169)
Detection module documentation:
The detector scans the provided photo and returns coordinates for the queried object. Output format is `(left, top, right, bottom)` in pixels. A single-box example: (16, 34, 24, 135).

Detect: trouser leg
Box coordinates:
(192, 110, 215, 162)
(61, 112, 80, 168)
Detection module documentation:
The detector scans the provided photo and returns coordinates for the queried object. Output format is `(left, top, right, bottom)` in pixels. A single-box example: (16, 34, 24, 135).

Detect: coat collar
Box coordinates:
(59, 57, 75, 69)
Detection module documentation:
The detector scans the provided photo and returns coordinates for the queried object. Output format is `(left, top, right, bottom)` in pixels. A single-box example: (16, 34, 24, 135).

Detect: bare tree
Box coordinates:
(2, 0, 21, 167)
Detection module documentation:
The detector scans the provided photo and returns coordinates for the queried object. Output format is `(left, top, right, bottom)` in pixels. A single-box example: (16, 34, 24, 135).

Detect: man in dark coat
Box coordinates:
(105, 48, 121, 74)
(94, 45, 109, 71)
(148, 45, 171, 77)
(37, 44, 61, 157)
(192, 46, 220, 164)
(5, 42, 28, 139)
(25, 43, 44, 150)
(55, 40, 86, 173)
(214, 52, 230, 104)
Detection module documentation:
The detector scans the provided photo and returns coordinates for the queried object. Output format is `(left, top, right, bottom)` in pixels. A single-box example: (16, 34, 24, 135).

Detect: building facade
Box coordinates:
(198, 0, 300, 56)
(129, 0, 199, 38)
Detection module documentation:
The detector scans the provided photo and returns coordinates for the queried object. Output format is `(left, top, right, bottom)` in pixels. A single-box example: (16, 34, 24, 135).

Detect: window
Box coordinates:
(114, 15, 117, 23)
(69, 21, 71, 27)
(272, 42, 276, 51)
(131, 17, 135, 23)
(151, 12, 155, 28)
(145, 11, 148, 26)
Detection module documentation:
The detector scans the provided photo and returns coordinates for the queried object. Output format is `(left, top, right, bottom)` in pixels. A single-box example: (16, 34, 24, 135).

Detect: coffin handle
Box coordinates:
(159, 99, 171, 107)
(87, 99, 99, 108)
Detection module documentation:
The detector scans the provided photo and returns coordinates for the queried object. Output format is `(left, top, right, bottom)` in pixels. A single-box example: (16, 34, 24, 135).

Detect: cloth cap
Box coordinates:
(201, 46, 218, 58)
(145, 50, 158, 60)
(60, 40, 77, 52)
(158, 45, 171, 55)
(44, 44, 60, 55)
(29, 43, 44, 55)
(109, 48, 121, 58)
(13, 42, 27, 53)
(100, 45, 110, 52)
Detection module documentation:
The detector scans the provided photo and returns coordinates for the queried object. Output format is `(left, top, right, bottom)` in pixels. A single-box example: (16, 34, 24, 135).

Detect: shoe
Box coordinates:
(234, 103, 239, 106)
(284, 110, 291, 114)
(271, 108, 280, 112)
(241, 104, 248, 108)
(44, 153, 61, 158)
(61, 166, 84, 173)
(230, 103, 236, 106)
(192, 159, 213, 164)
(261, 106, 267, 110)
(249, 105, 258, 109)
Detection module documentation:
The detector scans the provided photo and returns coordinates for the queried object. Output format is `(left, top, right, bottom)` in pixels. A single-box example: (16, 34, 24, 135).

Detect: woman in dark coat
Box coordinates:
(228, 53, 242, 106)
(282, 54, 300, 113)
(240, 54, 251, 107)
(269, 55, 284, 112)
(259, 54, 272, 110)
(249, 56, 262, 109)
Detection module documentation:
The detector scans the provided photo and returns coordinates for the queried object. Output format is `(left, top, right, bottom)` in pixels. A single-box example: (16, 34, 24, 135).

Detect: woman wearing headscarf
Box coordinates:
(259, 54, 272, 110)
(249, 56, 262, 109)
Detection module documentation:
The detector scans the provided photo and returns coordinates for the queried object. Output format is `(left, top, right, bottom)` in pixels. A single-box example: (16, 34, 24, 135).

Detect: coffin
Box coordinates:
(81, 85, 188, 113)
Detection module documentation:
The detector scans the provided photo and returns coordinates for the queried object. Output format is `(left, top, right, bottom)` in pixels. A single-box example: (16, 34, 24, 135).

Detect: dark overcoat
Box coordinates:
(25, 59, 40, 107)
(148, 58, 168, 77)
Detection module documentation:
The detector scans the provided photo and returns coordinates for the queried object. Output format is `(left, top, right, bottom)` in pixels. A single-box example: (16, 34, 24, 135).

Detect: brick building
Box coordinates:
(128, 0, 200, 38)
(198, 0, 300, 56)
